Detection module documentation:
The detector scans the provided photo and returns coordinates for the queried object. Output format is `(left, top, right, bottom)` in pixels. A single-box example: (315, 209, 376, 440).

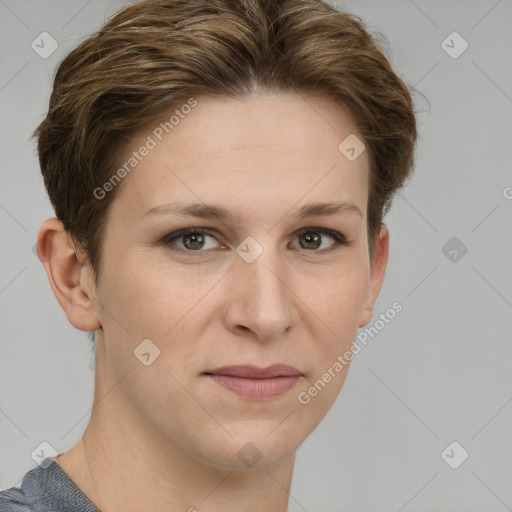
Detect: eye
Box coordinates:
(163, 228, 222, 253)
(291, 228, 348, 251)
(162, 227, 348, 255)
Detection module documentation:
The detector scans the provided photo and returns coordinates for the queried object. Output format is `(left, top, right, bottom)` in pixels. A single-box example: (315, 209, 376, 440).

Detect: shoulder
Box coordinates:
(0, 485, 32, 511)
(0, 457, 100, 512)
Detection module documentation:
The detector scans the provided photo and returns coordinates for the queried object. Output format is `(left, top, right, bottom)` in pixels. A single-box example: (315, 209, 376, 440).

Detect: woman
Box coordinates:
(0, 0, 417, 510)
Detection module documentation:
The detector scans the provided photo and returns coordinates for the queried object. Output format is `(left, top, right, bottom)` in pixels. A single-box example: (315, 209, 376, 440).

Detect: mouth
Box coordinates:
(203, 364, 304, 400)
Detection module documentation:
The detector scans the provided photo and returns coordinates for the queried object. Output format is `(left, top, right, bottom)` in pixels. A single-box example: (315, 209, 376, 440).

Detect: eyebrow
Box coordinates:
(141, 200, 363, 221)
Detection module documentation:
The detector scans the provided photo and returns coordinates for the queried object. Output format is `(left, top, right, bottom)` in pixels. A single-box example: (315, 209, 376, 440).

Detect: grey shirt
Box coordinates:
(0, 457, 100, 511)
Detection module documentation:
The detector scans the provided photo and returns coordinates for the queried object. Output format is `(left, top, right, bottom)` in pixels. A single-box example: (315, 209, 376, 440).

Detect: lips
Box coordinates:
(204, 364, 303, 400)
(204, 364, 303, 379)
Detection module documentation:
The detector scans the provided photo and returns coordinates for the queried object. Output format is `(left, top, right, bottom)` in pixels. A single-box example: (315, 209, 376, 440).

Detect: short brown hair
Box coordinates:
(34, 0, 418, 287)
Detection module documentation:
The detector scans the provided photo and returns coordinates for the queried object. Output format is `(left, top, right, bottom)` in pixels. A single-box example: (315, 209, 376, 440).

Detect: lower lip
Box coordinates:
(206, 374, 302, 400)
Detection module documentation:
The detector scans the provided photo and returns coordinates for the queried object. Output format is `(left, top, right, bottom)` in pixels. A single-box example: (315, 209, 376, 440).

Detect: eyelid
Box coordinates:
(295, 227, 348, 244)
(162, 227, 223, 253)
(162, 226, 349, 254)
(290, 227, 348, 253)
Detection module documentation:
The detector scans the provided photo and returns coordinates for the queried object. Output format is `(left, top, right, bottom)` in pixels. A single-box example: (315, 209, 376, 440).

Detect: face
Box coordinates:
(80, 91, 387, 470)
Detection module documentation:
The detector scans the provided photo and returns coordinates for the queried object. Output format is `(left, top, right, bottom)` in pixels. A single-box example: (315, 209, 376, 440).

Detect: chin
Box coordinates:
(186, 430, 298, 471)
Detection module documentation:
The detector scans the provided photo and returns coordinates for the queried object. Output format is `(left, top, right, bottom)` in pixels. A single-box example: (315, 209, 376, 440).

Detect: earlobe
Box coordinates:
(37, 218, 101, 332)
(358, 225, 390, 328)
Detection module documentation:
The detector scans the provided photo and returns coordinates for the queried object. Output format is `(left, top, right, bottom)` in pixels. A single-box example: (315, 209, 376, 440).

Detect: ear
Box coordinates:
(36, 218, 101, 332)
(358, 224, 389, 328)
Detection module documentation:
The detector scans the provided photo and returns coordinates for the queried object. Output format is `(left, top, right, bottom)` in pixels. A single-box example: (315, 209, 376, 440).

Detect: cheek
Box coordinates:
(325, 279, 368, 337)
(295, 272, 367, 422)
(105, 252, 218, 338)
(306, 259, 369, 328)
(303, 261, 369, 375)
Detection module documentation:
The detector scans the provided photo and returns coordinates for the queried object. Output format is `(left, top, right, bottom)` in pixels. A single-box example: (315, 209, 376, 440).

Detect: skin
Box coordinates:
(37, 91, 389, 512)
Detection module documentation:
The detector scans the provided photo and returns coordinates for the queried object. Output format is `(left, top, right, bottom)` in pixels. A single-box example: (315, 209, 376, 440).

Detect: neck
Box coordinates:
(55, 358, 296, 512)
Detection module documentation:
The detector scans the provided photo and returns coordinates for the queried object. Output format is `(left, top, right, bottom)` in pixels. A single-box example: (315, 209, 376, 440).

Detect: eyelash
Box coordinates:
(162, 227, 349, 255)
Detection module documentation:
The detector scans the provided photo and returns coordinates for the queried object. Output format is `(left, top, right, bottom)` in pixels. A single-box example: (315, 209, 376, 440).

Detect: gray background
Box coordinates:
(1, 0, 511, 511)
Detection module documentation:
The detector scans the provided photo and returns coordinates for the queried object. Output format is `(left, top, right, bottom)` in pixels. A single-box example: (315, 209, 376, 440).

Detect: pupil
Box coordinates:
(301, 232, 320, 249)
(184, 233, 204, 250)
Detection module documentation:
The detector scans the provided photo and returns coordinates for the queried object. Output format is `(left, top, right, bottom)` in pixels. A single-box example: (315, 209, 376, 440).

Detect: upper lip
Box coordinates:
(205, 364, 303, 379)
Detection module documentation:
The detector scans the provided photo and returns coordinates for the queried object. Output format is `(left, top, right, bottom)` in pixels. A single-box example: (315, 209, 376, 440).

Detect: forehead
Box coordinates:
(152, 92, 362, 154)
(111, 92, 369, 219)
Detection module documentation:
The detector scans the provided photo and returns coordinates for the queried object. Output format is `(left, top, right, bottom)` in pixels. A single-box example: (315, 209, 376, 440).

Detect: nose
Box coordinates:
(222, 246, 299, 341)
